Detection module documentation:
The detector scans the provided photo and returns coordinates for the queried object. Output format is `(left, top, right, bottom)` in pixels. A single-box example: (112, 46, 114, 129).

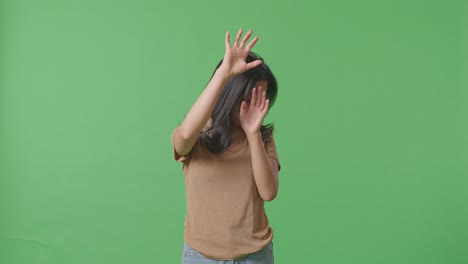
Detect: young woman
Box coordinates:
(171, 29, 281, 264)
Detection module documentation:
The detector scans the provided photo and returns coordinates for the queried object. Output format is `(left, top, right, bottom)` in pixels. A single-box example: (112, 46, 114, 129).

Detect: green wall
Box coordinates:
(1, 0, 466, 263)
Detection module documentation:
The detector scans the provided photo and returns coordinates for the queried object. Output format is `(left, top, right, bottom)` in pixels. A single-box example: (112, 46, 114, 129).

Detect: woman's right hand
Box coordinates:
(219, 29, 263, 78)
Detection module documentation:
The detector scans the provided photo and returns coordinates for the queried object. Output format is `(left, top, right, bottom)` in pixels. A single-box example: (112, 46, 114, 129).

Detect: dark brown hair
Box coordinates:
(199, 51, 278, 154)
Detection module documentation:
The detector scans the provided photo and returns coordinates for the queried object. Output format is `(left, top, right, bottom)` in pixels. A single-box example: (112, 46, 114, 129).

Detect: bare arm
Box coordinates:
(173, 29, 263, 156)
(246, 132, 279, 201)
(240, 85, 279, 201)
(172, 68, 230, 156)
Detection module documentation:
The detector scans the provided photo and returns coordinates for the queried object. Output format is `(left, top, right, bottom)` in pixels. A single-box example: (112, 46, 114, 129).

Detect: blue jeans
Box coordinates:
(181, 241, 274, 264)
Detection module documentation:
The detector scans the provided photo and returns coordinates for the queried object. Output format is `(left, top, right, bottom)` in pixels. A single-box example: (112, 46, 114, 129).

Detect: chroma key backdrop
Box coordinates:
(1, 0, 466, 263)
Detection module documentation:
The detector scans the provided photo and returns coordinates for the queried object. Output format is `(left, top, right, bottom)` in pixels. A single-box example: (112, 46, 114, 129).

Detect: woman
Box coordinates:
(171, 28, 281, 264)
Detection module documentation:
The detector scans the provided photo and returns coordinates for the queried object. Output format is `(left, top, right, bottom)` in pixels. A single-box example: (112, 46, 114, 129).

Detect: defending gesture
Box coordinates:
(239, 85, 269, 136)
(219, 29, 263, 78)
(172, 29, 281, 262)
(172, 29, 264, 158)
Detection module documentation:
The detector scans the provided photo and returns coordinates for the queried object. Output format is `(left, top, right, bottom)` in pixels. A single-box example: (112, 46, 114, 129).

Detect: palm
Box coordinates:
(240, 86, 269, 135)
(222, 29, 262, 77)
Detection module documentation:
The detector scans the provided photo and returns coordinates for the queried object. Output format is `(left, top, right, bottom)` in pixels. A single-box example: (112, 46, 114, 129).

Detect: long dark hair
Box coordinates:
(199, 51, 278, 154)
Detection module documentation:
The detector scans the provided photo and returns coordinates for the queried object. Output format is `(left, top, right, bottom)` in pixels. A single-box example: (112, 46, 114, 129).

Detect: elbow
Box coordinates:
(261, 189, 278, 202)
(178, 126, 191, 140)
(260, 175, 279, 202)
(178, 125, 196, 141)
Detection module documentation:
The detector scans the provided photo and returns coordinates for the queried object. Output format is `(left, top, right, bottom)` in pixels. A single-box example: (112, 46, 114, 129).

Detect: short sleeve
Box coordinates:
(264, 135, 281, 171)
(171, 127, 194, 163)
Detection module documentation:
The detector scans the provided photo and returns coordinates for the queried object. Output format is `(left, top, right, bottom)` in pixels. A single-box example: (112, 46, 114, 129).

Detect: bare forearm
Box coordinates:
(246, 132, 278, 201)
(179, 68, 230, 139)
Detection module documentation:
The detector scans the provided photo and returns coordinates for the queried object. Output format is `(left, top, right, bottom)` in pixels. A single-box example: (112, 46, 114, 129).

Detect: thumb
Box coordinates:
(240, 101, 247, 113)
(245, 59, 263, 71)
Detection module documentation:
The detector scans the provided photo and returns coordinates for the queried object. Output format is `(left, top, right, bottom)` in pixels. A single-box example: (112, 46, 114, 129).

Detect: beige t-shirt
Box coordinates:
(171, 124, 281, 260)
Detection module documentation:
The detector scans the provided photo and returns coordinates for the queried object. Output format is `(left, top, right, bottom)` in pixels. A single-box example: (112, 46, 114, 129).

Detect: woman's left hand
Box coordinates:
(239, 86, 269, 136)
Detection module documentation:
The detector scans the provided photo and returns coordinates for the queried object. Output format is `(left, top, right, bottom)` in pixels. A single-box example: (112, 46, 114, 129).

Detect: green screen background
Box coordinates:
(1, 0, 466, 263)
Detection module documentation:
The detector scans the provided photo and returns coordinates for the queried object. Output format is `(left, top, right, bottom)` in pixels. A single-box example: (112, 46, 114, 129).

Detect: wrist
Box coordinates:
(216, 65, 232, 79)
(245, 130, 262, 141)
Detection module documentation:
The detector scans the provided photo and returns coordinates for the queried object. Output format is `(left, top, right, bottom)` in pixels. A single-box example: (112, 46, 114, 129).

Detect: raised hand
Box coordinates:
(220, 29, 263, 78)
(239, 85, 269, 136)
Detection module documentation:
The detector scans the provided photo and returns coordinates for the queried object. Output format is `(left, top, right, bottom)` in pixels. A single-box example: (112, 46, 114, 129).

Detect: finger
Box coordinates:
(225, 31, 230, 48)
(260, 90, 266, 109)
(251, 87, 257, 107)
(245, 59, 263, 70)
(240, 101, 247, 114)
(233, 28, 243, 47)
(245, 36, 259, 51)
(263, 99, 270, 114)
(256, 86, 262, 107)
(239, 29, 252, 48)
(257, 87, 264, 107)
